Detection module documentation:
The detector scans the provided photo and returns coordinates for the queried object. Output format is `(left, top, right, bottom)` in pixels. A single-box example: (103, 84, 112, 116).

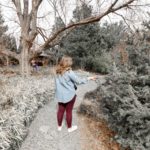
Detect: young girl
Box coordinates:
(55, 56, 96, 133)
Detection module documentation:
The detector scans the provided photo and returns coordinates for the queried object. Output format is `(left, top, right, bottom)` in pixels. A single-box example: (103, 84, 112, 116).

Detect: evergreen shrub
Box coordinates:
(81, 68, 150, 150)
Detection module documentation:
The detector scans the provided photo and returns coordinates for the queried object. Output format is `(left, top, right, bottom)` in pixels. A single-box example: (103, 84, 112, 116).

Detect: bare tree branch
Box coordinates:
(37, 27, 49, 42)
(113, 12, 134, 34)
(38, 0, 135, 52)
(59, 0, 67, 24)
(22, 0, 32, 39)
(11, 0, 23, 25)
(0, 49, 20, 60)
(23, 0, 29, 18)
(130, 4, 150, 7)
(48, 0, 65, 24)
(32, 26, 75, 58)
(111, 0, 134, 11)
(0, 3, 16, 11)
(108, 0, 119, 11)
(28, 0, 43, 41)
(37, 11, 52, 19)
(47, 26, 76, 48)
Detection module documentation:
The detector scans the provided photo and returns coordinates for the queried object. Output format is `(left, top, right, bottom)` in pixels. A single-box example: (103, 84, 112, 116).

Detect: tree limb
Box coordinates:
(113, 12, 134, 34)
(0, 3, 16, 11)
(37, 27, 48, 42)
(108, 0, 119, 11)
(38, 0, 135, 52)
(11, 0, 23, 26)
(32, 26, 75, 58)
(23, 0, 29, 18)
(0, 49, 20, 60)
(22, 0, 32, 39)
(29, 0, 43, 42)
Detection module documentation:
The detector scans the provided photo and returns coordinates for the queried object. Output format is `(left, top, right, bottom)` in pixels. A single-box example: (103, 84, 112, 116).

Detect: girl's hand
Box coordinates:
(88, 76, 97, 81)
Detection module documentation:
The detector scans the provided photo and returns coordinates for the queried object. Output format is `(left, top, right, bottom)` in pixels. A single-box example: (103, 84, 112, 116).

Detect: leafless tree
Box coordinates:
(0, 0, 149, 76)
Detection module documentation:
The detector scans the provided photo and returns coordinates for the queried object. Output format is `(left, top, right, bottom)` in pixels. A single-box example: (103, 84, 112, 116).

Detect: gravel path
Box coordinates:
(19, 78, 98, 150)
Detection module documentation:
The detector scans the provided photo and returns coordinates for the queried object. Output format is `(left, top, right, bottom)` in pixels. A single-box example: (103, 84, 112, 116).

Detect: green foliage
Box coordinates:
(80, 19, 150, 149)
(2, 35, 17, 51)
(52, 17, 65, 33)
(99, 21, 126, 52)
(53, 4, 125, 73)
(99, 22, 150, 149)
(99, 71, 150, 150)
(84, 53, 112, 74)
(0, 7, 17, 52)
(125, 23, 150, 74)
(73, 3, 92, 22)
(62, 3, 101, 58)
(0, 8, 7, 37)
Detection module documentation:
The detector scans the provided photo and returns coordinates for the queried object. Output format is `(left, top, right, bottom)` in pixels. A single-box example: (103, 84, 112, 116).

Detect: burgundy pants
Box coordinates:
(57, 95, 76, 128)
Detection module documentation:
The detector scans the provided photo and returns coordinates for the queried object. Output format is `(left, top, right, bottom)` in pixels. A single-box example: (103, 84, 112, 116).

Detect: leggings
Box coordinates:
(57, 95, 76, 128)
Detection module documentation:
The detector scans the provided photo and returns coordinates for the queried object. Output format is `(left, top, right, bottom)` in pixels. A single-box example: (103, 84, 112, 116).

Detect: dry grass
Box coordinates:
(78, 114, 121, 150)
(0, 75, 55, 150)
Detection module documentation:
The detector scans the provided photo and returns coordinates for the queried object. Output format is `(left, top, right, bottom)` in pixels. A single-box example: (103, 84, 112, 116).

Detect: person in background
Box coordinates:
(55, 56, 97, 133)
(31, 59, 39, 72)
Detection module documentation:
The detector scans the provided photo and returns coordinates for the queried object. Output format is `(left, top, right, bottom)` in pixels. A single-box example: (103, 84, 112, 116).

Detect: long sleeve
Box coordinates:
(68, 70, 88, 85)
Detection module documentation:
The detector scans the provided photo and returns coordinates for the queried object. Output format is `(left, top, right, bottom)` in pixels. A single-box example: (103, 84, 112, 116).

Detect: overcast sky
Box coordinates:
(1, 0, 150, 46)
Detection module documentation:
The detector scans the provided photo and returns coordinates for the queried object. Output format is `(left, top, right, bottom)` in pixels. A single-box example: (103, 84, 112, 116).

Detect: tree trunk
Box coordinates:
(20, 41, 31, 77)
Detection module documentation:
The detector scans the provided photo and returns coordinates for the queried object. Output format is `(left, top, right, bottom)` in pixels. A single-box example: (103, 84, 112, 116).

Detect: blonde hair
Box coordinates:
(56, 56, 73, 75)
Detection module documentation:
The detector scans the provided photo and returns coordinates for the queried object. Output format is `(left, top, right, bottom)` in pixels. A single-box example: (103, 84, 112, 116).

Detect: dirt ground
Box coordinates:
(79, 114, 121, 150)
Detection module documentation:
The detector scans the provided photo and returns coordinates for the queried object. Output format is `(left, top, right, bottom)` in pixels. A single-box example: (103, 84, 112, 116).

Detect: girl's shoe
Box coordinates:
(57, 121, 64, 131)
(68, 125, 78, 133)
(58, 126, 62, 131)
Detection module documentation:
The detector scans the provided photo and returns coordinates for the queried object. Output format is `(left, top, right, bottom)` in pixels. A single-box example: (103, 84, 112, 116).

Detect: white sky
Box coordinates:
(1, 0, 150, 46)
